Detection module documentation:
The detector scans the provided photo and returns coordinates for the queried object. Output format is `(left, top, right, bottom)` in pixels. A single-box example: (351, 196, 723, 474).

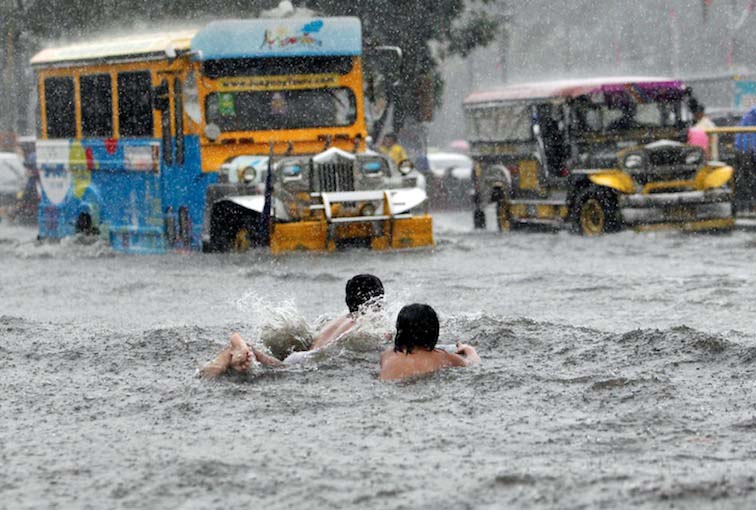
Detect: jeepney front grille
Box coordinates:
(311, 162, 355, 192)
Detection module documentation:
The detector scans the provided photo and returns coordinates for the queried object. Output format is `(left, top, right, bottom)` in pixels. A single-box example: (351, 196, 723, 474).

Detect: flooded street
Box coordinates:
(3, 210, 756, 509)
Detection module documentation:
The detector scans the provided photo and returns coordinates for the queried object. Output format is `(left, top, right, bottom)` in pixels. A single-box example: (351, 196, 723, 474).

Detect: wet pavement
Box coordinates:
(2, 210, 756, 509)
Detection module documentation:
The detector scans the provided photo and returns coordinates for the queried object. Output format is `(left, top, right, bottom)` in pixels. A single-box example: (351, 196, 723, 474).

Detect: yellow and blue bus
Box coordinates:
(31, 17, 432, 253)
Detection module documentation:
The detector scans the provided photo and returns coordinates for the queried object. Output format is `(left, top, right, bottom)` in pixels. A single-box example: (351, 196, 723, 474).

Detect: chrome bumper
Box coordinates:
(619, 188, 732, 225)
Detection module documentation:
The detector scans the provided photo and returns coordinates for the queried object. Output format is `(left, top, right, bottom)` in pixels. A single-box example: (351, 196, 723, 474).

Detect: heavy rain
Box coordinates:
(2, 1, 756, 509)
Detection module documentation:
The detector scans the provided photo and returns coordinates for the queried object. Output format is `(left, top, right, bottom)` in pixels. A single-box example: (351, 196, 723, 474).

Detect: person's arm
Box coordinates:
(199, 348, 233, 379)
(454, 342, 481, 366)
(251, 346, 283, 368)
(310, 315, 355, 351)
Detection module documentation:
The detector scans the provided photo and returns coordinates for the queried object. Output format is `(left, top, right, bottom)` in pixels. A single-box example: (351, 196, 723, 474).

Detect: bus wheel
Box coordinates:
(234, 227, 252, 253)
(574, 187, 619, 236)
(75, 212, 97, 236)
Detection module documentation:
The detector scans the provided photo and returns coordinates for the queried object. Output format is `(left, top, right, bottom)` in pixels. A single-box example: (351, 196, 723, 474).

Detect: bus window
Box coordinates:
(117, 71, 153, 137)
(80, 74, 113, 138)
(44, 76, 76, 139)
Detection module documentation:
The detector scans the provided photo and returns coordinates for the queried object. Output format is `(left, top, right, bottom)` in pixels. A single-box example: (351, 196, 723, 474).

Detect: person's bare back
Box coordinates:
(379, 304, 480, 381)
(379, 344, 475, 381)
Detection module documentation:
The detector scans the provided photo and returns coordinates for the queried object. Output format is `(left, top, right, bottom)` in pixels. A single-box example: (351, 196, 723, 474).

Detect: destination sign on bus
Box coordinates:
(218, 74, 340, 92)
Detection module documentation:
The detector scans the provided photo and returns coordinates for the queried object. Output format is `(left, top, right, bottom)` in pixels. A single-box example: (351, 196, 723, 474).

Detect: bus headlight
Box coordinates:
(241, 166, 257, 183)
(204, 123, 221, 142)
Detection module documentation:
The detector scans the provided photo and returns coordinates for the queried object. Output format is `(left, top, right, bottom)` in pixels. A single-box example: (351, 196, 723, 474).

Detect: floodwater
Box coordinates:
(2, 210, 756, 509)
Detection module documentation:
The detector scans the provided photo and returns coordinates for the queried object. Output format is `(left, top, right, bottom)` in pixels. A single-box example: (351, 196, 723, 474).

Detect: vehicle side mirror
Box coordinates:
(366, 46, 402, 87)
(152, 81, 169, 112)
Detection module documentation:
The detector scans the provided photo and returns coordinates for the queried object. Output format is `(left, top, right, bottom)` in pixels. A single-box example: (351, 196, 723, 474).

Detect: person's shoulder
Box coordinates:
(438, 350, 467, 367)
(380, 348, 395, 365)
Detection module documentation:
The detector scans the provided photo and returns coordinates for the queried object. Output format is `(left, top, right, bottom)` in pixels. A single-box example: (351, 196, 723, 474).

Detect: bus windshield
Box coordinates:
(205, 88, 357, 132)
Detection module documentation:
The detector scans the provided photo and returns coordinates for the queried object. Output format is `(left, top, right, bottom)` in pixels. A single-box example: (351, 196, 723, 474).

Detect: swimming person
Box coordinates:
(200, 274, 385, 378)
(379, 303, 480, 381)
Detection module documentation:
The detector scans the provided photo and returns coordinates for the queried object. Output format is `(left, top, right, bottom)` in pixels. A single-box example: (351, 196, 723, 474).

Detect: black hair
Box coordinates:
(688, 97, 704, 115)
(393, 303, 439, 354)
(345, 274, 384, 313)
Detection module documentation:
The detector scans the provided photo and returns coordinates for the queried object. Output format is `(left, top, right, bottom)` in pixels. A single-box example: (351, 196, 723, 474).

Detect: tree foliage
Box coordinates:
(307, 0, 499, 126)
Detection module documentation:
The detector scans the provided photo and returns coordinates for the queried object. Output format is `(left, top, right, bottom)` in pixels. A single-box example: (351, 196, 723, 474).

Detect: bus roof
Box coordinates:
(192, 17, 362, 60)
(31, 29, 197, 67)
(31, 17, 362, 67)
(464, 76, 686, 105)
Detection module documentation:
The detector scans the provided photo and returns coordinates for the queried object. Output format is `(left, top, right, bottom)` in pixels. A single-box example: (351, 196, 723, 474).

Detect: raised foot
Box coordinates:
(229, 333, 253, 373)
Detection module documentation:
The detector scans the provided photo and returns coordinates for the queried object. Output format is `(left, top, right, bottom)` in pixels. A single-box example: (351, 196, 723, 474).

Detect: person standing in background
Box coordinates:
(379, 132, 408, 166)
(734, 106, 756, 212)
(687, 100, 716, 159)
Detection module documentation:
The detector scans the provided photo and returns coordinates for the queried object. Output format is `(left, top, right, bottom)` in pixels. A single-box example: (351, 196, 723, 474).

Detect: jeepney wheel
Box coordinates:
(574, 187, 620, 236)
(233, 227, 252, 253)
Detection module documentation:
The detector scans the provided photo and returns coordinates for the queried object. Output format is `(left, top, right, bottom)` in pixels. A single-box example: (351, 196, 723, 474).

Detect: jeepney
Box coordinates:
(464, 77, 735, 234)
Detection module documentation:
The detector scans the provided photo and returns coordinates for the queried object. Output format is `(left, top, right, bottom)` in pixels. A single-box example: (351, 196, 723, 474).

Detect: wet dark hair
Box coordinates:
(345, 274, 384, 313)
(394, 303, 439, 354)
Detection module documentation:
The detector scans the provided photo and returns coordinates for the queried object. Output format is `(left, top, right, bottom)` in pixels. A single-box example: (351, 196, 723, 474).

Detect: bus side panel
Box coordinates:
(159, 135, 218, 250)
(37, 138, 167, 253)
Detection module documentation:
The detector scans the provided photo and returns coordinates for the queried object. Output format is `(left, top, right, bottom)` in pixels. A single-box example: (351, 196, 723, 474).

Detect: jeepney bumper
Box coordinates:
(619, 188, 734, 231)
(269, 189, 434, 254)
(270, 215, 434, 254)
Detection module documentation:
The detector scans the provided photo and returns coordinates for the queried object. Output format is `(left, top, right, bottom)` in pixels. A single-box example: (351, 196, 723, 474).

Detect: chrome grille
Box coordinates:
(312, 162, 355, 192)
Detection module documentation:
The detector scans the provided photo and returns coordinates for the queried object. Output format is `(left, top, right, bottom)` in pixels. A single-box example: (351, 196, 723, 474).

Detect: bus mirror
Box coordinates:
(152, 81, 169, 111)
(366, 46, 402, 87)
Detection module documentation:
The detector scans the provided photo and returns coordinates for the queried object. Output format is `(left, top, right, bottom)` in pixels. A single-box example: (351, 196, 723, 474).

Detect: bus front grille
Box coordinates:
(312, 163, 355, 193)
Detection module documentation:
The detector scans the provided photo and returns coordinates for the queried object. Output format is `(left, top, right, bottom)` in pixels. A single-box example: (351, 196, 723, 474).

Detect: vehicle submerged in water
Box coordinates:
(30, 16, 433, 254)
(464, 77, 735, 234)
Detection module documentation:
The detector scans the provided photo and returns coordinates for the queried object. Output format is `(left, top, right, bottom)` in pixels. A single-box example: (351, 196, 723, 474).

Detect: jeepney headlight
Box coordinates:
(398, 159, 414, 176)
(623, 153, 644, 170)
(685, 149, 703, 166)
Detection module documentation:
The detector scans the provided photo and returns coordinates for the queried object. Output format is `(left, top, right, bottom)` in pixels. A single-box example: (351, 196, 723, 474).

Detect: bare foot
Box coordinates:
(229, 333, 253, 373)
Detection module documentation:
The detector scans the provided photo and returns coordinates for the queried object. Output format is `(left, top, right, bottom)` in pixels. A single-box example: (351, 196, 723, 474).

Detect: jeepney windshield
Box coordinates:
(570, 94, 682, 135)
(465, 104, 532, 142)
(205, 88, 357, 132)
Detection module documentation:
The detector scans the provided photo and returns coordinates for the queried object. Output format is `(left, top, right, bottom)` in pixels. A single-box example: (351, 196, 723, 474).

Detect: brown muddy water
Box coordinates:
(2, 211, 756, 509)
